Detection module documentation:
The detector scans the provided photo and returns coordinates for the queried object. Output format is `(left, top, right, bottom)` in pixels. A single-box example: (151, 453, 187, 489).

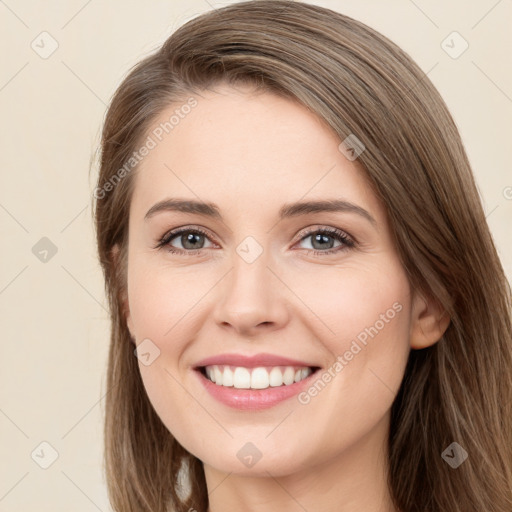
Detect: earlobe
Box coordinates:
(410, 291, 450, 349)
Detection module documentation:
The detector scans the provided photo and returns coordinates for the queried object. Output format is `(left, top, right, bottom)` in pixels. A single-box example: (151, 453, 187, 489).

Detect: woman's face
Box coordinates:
(122, 83, 420, 478)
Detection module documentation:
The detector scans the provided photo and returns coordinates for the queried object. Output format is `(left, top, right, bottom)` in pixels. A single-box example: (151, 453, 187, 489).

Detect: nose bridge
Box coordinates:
(213, 235, 288, 333)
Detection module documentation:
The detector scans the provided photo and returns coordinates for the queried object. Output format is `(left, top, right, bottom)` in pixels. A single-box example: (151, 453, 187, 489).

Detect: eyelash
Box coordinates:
(154, 225, 356, 257)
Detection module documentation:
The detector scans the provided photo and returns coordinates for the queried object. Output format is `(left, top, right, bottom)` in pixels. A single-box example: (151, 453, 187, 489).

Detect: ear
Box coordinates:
(111, 244, 135, 343)
(409, 290, 450, 349)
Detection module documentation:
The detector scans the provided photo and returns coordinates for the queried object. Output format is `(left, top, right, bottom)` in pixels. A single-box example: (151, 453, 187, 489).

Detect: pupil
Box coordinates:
(183, 233, 203, 250)
(313, 233, 333, 250)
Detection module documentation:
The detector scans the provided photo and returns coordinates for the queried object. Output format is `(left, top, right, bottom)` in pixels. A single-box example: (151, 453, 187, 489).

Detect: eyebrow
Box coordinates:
(144, 198, 376, 225)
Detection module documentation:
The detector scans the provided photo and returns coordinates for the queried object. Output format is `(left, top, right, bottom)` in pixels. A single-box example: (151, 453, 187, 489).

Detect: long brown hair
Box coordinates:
(93, 1, 512, 510)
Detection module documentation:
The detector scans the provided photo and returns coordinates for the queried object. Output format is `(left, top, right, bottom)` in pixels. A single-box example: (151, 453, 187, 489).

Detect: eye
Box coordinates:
(154, 227, 215, 254)
(154, 226, 355, 256)
(295, 227, 355, 255)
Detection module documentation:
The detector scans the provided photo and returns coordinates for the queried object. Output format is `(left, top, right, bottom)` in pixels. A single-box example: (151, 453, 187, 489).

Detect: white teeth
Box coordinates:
(204, 365, 313, 389)
(214, 366, 223, 385)
(283, 367, 295, 385)
(222, 366, 234, 387)
(233, 367, 251, 389)
(251, 367, 269, 389)
(269, 367, 283, 387)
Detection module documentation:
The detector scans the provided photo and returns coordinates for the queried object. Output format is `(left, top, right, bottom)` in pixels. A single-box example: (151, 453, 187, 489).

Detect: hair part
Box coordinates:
(93, 1, 512, 510)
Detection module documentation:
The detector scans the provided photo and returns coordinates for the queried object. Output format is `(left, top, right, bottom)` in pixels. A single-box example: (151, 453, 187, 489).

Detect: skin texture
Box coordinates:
(119, 83, 449, 512)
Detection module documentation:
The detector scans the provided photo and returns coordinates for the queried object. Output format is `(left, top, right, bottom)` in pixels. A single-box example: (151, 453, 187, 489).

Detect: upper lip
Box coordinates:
(194, 353, 319, 369)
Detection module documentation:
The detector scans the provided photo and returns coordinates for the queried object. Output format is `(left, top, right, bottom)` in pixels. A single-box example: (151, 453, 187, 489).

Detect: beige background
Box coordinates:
(0, 0, 510, 510)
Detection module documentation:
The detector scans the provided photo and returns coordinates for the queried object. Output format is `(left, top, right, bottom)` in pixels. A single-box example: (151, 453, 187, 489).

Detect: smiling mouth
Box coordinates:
(198, 365, 320, 390)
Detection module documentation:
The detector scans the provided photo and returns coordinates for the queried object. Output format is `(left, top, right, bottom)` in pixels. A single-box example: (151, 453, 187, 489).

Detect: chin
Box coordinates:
(196, 437, 312, 477)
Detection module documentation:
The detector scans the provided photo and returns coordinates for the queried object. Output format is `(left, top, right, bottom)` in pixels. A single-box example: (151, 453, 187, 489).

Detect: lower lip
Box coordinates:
(195, 369, 317, 410)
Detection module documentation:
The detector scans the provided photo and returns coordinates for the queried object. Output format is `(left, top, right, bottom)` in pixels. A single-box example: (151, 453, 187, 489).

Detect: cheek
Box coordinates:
(326, 267, 411, 411)
(126, 257, 204, 438)
(288, 262, 411, 460)
(126, 256, 198, 345)
(337, 269, 410, 346)
(282, 258, 411, 350)
(290, 259, 412, 406)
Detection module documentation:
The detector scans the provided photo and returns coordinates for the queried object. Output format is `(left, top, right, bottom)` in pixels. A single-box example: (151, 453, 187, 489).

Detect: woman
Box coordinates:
(93, 1, 512, 511)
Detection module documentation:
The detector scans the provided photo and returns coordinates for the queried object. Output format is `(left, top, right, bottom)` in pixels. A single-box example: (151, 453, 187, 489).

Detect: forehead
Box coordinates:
(130, 84, 381, 221)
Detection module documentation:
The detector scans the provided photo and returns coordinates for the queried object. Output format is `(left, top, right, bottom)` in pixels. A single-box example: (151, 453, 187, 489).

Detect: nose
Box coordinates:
(212, 250, 290, 337)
